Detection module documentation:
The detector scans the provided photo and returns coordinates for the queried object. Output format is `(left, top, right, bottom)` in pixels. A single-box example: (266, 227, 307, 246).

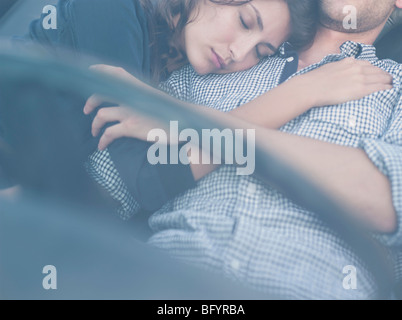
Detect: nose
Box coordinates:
(229, 37, 257, 64)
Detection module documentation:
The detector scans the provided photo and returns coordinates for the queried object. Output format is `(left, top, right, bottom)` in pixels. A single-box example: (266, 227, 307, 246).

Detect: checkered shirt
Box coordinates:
(87, 41, 402, 298)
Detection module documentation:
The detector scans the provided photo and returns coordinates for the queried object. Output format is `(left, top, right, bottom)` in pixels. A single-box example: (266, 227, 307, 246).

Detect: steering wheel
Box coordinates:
(0, 44, 394, 299)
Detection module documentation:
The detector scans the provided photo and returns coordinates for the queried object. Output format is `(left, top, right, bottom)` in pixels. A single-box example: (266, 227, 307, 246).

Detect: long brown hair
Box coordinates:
(141, 0, 318, 82)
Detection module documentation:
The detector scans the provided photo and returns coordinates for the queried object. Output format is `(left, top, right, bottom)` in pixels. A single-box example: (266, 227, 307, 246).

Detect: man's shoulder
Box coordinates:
(374, 57, 402, 79)
(358, 42, 402, 77)
(168, 56, 286, 86)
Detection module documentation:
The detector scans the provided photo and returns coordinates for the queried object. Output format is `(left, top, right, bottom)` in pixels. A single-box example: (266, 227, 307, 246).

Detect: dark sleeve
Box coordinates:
(107, 138, 196, 212)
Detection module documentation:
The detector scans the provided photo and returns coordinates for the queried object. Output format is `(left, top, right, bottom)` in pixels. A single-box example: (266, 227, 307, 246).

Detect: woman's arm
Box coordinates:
(231, 57, 393, 129)
(85, 59, 393, 182)
(86, 58, 393, 144)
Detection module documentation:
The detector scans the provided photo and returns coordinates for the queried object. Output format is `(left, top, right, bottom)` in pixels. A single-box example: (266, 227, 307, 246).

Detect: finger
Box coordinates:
(362, 65, 393, 77)
(84, 94, 107, 115)
(92, 107, 130, 137)
(367, 83, 394, 93)
(359, 83, 393, 98)
(341, 57, 357, 64)
(98, 124, 128, 151)
(361, 73, 394, 85)
(89, 64, 107, 70)
(90, 64, 118, 74)
(350, 59, 371, 66)
(90, 64, 131, 81)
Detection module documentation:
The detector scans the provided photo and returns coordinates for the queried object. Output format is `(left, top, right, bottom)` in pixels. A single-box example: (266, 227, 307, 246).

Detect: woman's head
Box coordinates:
(147, 0, 318, 77)
(182, 0, 291, 75)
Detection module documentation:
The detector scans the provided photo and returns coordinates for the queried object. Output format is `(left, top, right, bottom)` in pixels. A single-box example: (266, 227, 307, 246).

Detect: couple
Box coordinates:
(8, 0, 402, 298)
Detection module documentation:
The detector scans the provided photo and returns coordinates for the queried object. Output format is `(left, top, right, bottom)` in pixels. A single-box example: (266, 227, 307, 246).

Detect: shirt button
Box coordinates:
(246, 182, 257, 195)
(230, 259, 241, 271)
(348, 115, 357, 128)
(286, 56, 295, 63)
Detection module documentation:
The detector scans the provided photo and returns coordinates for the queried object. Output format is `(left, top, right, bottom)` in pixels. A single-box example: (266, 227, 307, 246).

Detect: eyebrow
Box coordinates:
(250, 3, 263, 31)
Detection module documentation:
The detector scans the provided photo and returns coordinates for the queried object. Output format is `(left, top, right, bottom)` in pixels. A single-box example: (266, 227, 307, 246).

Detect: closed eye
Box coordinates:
(239, 14, 249, 30)
(256, 47, 263, 60)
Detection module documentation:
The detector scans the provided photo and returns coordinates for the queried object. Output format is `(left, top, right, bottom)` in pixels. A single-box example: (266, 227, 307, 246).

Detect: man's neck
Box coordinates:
(297, 22, 386, 71)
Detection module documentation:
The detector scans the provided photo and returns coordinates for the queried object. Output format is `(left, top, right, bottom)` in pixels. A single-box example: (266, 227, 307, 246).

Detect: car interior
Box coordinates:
(0, 0, 402, 300)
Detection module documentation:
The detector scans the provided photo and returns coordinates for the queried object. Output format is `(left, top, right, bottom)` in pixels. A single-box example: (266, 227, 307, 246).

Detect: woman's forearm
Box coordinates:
(229, 58, 393, 129)
(230, 76, 315, 129)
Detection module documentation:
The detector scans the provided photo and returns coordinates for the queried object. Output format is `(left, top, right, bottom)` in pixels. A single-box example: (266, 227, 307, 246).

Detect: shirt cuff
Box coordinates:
(359, 138, 402, 247)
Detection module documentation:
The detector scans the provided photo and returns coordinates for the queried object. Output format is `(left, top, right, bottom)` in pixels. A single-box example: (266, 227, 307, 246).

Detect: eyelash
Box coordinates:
(256, 49, 263, 59)
(239, 15, 249, 30)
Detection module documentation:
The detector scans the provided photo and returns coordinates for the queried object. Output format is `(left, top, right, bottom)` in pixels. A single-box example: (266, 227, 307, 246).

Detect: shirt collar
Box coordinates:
(278, 40, 378, 60)
(339, 41, 378, 60)
(278, 42, 296, 58)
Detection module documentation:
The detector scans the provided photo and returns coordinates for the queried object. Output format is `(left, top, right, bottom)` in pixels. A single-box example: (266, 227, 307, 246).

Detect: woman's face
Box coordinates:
(182, 0, 291, 75)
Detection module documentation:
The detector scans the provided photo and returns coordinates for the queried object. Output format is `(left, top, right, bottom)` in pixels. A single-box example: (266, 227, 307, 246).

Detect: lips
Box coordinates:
(211, 49, 225, 70)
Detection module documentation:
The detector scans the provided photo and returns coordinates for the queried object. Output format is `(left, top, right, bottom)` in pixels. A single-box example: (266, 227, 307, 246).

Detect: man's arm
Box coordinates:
(188, 105, 398, 234)
(254, 128, 396, 233)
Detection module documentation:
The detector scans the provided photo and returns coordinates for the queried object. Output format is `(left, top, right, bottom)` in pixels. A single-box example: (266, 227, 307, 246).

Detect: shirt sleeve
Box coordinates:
(359, 93, 402, 247)
(106, 138, 196, 213)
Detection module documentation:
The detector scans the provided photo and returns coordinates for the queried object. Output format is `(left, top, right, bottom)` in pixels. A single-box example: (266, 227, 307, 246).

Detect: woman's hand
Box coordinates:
(84, 64, 167, 150)
(84, 98, 166, 150)
(295, 57, 394, 107)
(86, 64, 148, 88)
(0, 186, 21, 201)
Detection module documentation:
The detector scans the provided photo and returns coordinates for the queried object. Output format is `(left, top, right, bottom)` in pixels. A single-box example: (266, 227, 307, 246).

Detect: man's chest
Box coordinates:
(186, 59, 286, 112)
(186, 57, 401, 147)
(281, 63, 402, 146)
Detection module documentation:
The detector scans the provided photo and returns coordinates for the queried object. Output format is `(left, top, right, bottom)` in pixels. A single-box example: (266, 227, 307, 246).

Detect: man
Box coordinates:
(131, 0, 402, 299)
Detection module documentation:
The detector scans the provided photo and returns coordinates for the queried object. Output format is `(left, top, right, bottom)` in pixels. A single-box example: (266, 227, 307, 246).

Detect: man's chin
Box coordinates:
(320, 20, 378, 34)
